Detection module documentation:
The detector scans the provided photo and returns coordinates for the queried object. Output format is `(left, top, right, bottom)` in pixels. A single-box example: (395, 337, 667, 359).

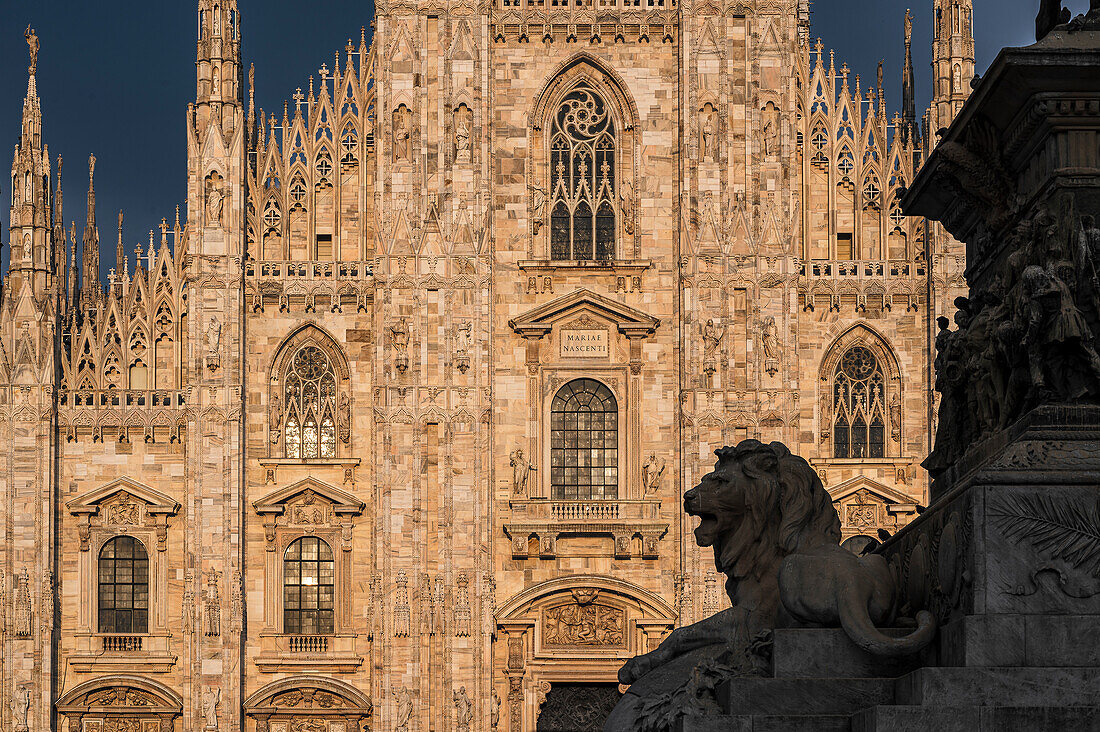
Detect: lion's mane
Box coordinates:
(709, 440, 841, 579)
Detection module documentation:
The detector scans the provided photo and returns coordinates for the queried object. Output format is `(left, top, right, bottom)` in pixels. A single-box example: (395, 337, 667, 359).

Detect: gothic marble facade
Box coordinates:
(0, 1, 972, 731)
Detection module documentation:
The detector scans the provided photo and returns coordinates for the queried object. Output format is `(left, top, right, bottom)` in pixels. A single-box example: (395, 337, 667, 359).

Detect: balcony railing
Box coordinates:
(101, 635, 143, 652)
(799, 260, 927, 280)
(511, 499, 661, 523)
(245, 260, 374, 281)
(288, 635, 330, 653)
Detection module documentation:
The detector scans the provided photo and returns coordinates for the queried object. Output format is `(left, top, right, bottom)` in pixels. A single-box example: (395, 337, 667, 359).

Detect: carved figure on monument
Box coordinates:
(206, 179, 225, 225)
(905, 9, 913, 46)
(621, 181, 636, 236)
(14, 567, 31, 637)
(510, 448, 533, 496)
(1036, 0, 1072, 40)
(608, 441, 934, 730)
(490, 688, 501, 729)
(392, 687, 413, 732)
(643, 454, 666, 495)
(453, 686, 473, 731)
(1078, 214, 1100, 339)
(25, 26, 38, 75)
(1022, 263, 1100, 400)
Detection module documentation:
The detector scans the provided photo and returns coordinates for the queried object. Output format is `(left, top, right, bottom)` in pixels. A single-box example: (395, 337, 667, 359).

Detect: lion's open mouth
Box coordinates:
(691, 511, 720, 546)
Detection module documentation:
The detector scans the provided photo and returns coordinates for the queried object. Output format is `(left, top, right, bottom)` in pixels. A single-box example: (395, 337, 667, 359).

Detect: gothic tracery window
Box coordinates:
(282, 345, 338, 459)
(550, 379, 618, 500)
(98, 536, 149, 634)
(283, 537, 335, 635)
(549, 84, 617, 261)
(833, 346, 887, 459)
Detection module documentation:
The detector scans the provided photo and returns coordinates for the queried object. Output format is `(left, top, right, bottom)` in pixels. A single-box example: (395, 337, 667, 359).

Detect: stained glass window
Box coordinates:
(283, 346, 338, 459)
(550, 379, 618, 500)
(98, 536, 149, 634)
(549, 84, 616, 261)
(283, 537, 335, 635)
(833, 346, 887, 459)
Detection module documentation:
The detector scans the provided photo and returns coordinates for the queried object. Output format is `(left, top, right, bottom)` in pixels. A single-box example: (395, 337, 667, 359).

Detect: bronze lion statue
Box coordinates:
(607, 441, 934, 731)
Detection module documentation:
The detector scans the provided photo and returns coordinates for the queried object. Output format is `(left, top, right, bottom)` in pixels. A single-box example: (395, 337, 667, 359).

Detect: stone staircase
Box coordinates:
(680, 618, 1100, 732)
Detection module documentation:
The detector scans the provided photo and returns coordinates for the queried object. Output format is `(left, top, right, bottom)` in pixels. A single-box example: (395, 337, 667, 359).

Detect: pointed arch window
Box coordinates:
(549, 84, 617, 262)
(550, 379, 618, 500)
(98, 536, 149, 634)
(833, 346, 886, 459)
(282, 345, 338, 459)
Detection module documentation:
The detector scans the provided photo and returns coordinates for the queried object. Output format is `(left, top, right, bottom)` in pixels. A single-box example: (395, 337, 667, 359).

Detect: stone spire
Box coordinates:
(81, 154, 100, 306)
(902, 8, 917, 142)
(929, 0, 975, 135)
(195, 0, 242, 132)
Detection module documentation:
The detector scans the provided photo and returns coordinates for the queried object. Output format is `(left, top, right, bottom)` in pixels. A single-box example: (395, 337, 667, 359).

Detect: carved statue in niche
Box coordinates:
(14, 567, 31, 637)
(392, 105, 412, 162)
(510, 448, 533, 496)
(454, 104, 472, 161)
(22, 233, 32, 263)
(202, 687, 220, 730)
(621, 181, 636, 236)
(642, 454, 666, 495)
(206, 173, 225, 226)
(489, 688, 501, 729)
(700, 319, 724, 376)
(889, 391, 902, 442)
(700, 103, 718, 161)
(762, 102, 781, 157)
(608, 441, 935, 730)
(340, 392, 351, 442)
(204, 569, 222, 637)
(270, 393, 281, 444)
(393, 687, 413, 732)
(12, 686, 30, 731)
(760, 316, 781, 376)
(453, 686, 473, 731)
(530, 179, 548, 235)
(455, 320, 472, 374)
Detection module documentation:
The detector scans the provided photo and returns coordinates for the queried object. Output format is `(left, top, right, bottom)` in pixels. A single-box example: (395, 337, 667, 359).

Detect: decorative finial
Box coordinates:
(877, 61, 884, 93)
(88, 154, 96, 185)
(24, 26, 39, 75)
(904, 9, 913, 46)
(293, 88, 305, 115)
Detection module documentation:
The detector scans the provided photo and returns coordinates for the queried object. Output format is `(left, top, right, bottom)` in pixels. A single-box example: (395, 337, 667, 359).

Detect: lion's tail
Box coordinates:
(839, 600, 936, 657)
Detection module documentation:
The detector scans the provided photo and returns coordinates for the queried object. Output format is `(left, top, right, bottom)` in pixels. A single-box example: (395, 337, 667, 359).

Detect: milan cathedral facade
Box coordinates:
(0, 0, 972, 730)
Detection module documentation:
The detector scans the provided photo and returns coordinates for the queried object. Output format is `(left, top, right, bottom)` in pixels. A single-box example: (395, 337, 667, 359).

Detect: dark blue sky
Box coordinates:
(0, 1, 1071, 280)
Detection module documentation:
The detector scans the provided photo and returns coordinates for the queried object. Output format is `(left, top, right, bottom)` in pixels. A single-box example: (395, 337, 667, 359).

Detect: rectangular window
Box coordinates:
(836, 233, 853, 260)
(315, 234, 333, 260)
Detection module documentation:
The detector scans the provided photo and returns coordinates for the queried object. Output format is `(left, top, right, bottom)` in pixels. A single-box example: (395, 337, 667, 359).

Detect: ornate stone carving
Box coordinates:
(24, 25, 38, 75)
(392, 104, 413, 162)
(509, 448, 533, 496)
(204, 569, 222, 637)
(453, 686, 472, 731)
(700, 319, 724, 376)
(642, 454, 666, 495)
(106, 491, 141, 525)
(389, 319, 410, 374)
(454, 573, 471, 637)
(454, 104, 472, 161)
(14, 567, 31, 637)
(490, 688, 501, 730)
(699, 103, 718, 161)
(543, 590, 625, 647)
(12, 686, 30, 731)
(392, 686, 413, 732)
(455, 320, 472, 374)
(760, 315, 781, 377)
(393, 572, 410, 637)
(991, 492, 1100, 575)
(202, 687, 220, 730)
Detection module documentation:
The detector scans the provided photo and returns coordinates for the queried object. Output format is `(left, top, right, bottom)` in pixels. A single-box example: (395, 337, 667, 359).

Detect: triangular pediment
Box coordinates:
(508, 288, 660, 339)
(67, 476, 180, 517)
(254, 477, 364, 516)
(828, 475, 916, 507)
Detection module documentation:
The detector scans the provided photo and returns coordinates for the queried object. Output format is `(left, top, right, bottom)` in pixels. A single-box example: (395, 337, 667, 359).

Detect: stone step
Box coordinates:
(939, 614, 1100, 668)
(895, 667, 1100, 707)
(772, 627, 926, 679)
(720, 677, 894, 716)
(853, 705, 1100, 732)
(679, 713, 851, 732)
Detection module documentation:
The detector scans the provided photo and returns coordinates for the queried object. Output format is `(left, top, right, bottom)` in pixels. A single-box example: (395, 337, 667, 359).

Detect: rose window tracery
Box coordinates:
(549, 84, 617, 261)
(283, 346, 338, 459)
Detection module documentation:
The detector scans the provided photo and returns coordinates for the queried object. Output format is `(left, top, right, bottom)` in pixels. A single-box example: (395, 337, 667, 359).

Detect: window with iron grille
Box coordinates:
(283, 537, 335, 635)
(833, 346, 886, 459)
(550, 379, 618, 500)
(98, 536, 149, 634)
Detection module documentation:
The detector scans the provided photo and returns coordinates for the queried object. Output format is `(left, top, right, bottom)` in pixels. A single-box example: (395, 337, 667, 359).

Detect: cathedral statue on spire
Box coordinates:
(25, 26, 39, 75)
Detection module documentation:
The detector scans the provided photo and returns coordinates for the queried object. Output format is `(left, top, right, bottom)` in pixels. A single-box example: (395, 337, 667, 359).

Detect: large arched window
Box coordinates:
(833, 346, 886, 459)
(283, 345, 338, 459)
(549, 83, 617, 262)
(550, 379, 618, 500)
(283, 537, 335, 635)
(98, 536, 149, 634)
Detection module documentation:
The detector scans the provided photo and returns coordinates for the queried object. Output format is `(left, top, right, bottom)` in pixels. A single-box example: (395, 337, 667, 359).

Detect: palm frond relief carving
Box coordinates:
(990, 493, 1100, 577)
